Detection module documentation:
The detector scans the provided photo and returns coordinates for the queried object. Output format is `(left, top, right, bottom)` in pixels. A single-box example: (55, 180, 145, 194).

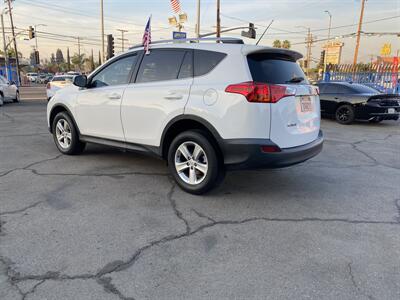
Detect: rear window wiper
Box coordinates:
(285, 77, 304, 83)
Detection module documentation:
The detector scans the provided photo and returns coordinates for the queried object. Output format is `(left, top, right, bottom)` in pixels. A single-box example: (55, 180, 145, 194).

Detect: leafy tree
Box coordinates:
(50, 53, 56, 64)
(67, 47, 71, 71)
(71, 53, 86, 69)
(56, 49, 64, 65)
(273, 40, 282, 48)
(98, 50, 102, 66)
(282, 40, 291, 49)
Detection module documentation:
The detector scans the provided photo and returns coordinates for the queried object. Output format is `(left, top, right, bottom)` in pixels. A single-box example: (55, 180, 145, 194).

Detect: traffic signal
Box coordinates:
(28, 26, 35, 40)
(241, 23, 256, 39)
(34, 51, 40, 65)
(107, 34, 115, 59)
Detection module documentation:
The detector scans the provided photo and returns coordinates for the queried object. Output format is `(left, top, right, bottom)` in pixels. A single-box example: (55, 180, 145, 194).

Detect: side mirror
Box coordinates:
(73, 75, 87, 88)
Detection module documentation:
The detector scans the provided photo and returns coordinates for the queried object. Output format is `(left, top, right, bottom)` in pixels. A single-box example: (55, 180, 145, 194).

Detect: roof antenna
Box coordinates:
(256, 20, 274, 45)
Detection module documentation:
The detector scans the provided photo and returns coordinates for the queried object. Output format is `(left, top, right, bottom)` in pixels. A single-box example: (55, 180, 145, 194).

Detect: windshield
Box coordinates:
(247, 53, 308, 84)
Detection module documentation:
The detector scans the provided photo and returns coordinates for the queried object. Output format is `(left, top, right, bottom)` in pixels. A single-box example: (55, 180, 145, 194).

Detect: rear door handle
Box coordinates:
(107, 93, 121, 100)
(164, 92, 183, 100)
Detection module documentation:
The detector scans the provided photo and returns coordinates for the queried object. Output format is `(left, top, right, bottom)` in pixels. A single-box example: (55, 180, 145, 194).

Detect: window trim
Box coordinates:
(132, 48, 193, 84)
(87, 51, 141, 89)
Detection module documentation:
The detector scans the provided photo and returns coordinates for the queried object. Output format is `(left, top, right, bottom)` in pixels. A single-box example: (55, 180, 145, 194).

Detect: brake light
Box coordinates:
(225, 82, 295, 103)
(46, 83, 51, 89)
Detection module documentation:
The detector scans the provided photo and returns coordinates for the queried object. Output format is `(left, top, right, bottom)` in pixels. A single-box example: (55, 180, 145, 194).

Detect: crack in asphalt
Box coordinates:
(0, 200, 46, 216)
(348, 262, 375, 300)
(167, 182, 191, 234)
(192, 208, 217, 224)
(0, 154, 63, 178)
(97, 277, 135, 300)
(29, 169, 169, 178)
(0, 132, 49, 138)
(21, 280, 46, 300)
(395, 199, 400, 223)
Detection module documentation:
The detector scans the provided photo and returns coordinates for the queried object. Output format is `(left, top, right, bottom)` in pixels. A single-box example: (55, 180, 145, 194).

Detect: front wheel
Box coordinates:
(335, 104, 355, 125)
(168, 130, 224, 195)
(13, 91, 20, 103)
(52, 112, 86, 155)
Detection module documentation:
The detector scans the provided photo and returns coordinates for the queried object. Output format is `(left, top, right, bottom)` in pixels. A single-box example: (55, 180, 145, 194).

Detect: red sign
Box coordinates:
(393, 57, 399, 87)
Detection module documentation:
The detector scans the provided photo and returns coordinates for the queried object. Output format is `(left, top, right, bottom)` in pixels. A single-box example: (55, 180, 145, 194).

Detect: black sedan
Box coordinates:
(317, 82, 400, 124)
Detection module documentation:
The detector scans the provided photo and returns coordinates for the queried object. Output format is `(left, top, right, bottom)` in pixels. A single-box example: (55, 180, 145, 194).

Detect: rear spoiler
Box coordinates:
(242, 46, 303, 61)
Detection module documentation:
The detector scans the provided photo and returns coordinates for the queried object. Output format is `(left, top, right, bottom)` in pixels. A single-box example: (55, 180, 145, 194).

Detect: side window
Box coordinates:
(194, 50, 226, 77)
(91, 55, 137, 88)
(324, 84, 339, 94)
(136, 50, 186, 83)
(178, 51, 193, 79)
(0, 76, 6, 84)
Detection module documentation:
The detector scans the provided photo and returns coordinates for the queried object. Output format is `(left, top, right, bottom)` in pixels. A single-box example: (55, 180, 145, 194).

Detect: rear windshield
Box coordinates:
(349, 84, 379, 94)
(247, 53, 308, 84)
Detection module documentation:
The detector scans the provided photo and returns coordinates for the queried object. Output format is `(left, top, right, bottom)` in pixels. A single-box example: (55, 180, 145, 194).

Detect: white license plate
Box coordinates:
(300, 96, 313, 112)
(388, 108, 395, 114)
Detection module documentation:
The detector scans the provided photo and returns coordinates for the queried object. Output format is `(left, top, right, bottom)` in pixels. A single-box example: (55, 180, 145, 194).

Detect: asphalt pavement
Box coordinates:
(0, 96, 399, 300)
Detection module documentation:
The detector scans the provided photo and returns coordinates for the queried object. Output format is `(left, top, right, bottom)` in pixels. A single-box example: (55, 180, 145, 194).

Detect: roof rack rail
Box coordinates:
(129, 37, 244, 50)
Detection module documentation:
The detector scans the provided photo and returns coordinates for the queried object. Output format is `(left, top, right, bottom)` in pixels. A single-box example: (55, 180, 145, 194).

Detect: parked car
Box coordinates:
(0, 75, 19, 105)
(46, 75, 74, 100)
(361, 82, 387, 94)
(47, 38, 323, 194)
(317, 81, 400, 124)
(26, 72, 38, 83)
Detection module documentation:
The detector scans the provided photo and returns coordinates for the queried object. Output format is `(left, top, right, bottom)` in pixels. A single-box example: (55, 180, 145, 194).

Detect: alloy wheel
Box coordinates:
(174, 141, 208, 185)
(337, 107, 350, 122)
(55, 119, 72, 149)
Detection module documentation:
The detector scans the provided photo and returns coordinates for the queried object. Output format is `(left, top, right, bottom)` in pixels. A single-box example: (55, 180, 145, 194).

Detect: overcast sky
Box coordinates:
(6, 0, 400, 64)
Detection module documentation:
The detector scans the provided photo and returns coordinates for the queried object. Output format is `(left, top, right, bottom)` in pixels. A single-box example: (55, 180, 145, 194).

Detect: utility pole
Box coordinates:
(216, 0, 221, 39)
(323, 11, 332, 75)
(196, 0, 201, 38)
(116, 29, 128, 51)
(100, 0, 105, 63)
(306, 29, 312, 76)
(1, 11, 8, 79)
(353, 0, 366, 65)
(77, 36, 81, 70)
(6, 0, 20, 85)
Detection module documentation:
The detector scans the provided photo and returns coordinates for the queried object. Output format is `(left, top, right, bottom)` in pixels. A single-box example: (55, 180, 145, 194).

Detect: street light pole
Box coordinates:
(116, 29, 128, 52)
(323, 10, 332, 77)
(100, 0, 105, 63)
(34, 24, 46, 51)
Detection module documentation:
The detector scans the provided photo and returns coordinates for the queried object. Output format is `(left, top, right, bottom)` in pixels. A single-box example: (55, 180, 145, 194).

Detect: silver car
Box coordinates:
(0, 75, 19, 106)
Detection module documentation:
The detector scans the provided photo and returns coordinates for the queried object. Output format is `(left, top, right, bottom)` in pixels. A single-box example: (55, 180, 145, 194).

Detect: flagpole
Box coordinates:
(196, 0, 201, 38)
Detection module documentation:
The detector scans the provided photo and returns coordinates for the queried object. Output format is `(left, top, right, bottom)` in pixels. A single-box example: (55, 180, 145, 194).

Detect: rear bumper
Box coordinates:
(220, 131, 324, 170)
(356, 105, 400, 121)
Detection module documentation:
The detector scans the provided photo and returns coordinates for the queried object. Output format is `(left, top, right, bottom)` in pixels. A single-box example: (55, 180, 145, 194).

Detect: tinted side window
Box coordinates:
(323, 84, 340, 94)
(178, 51, 193, 79)
(136, 50, 186, 83)
(194, 50, 226, 77)
(91, 55, 137, 88)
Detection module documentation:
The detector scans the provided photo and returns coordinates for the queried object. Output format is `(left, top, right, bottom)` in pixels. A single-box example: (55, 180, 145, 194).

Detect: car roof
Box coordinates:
(121, 40, 302, 60)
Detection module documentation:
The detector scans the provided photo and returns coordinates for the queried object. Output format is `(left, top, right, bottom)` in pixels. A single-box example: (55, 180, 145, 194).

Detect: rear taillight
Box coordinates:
(225, 82, 295, 103)
(46, 83, 51, 89)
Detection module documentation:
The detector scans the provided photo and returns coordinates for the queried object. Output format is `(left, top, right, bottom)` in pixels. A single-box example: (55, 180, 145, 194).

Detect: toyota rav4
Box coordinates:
(47, 38, 323, 194)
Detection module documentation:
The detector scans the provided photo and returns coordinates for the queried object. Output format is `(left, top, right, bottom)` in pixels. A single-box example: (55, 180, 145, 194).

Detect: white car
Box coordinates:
(26, 72, 38, 83)
(46, 75, 74, 100)
(47, 38, 323, 194)
(0, 75, 19, 106)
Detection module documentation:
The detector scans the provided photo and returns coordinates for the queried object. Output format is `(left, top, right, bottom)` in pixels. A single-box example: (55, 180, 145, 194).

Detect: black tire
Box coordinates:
(335, 104, 355, 125)
(13, 91, 20, 103)
(0, 93, 4, 106)
(168, 130, 224, 195)
(52, 112, 86, 155)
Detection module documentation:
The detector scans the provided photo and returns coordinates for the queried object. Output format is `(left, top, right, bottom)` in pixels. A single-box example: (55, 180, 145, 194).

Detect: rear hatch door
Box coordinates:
(247, 51, 320, 148)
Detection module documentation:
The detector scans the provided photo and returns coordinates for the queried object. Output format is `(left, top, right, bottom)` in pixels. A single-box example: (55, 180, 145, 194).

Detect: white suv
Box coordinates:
(47, 38, 323, 194)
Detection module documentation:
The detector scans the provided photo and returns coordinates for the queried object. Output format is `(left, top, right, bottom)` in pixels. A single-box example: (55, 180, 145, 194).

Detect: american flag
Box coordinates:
(170, 0, 181, 13)
(142, 16, 151, 55)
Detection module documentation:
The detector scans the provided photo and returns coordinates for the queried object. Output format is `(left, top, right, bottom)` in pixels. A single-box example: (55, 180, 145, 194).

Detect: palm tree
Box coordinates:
(272, 40, 282, 48)
(282, 40, 291, 49)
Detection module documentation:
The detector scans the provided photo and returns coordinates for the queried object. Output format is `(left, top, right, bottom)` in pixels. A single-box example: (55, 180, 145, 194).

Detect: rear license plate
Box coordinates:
(300, 96, 313, 112)
(388, 108, 395, 114)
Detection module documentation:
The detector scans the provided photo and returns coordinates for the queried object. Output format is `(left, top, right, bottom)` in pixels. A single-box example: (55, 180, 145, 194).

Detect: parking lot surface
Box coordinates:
(1, 99, 399, 299)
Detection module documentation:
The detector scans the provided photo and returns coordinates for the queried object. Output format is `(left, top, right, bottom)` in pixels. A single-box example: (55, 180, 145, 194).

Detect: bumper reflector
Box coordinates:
(261, 145, 281, 153)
